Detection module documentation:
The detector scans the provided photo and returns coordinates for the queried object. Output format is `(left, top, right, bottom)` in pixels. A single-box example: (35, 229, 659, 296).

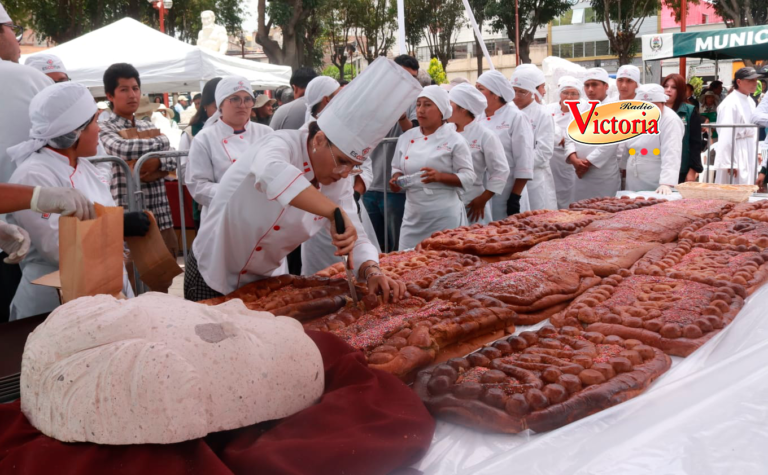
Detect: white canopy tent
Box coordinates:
(22, 18, 291, 96)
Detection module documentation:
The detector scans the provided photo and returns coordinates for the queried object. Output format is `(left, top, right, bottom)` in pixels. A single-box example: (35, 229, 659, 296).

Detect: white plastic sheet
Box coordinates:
(414, 281, 768, 475)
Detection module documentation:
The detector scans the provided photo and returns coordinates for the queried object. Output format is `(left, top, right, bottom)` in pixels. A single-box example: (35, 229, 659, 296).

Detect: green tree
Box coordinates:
(427, 57, 447, 84)
(322, 63, 357, 79)
(487, 0, 572, 64)
(352, 0, 397, 64)
(467, 0, 492, 76)
(422, 0, 466, 70)
(404, 0, 430, 56)
(257, 0, 324, 68)
(324, 0, 356, 80)
(590, 0, 660, 65)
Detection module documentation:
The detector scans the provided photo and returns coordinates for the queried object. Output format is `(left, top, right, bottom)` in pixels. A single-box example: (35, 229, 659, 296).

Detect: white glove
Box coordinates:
(655, 185, 672, 195)
(0, 221, 31, 264)
(30, 186, 96, 221)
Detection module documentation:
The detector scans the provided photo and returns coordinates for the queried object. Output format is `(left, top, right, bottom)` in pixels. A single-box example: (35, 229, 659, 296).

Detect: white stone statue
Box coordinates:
(197, 10, 229, 55)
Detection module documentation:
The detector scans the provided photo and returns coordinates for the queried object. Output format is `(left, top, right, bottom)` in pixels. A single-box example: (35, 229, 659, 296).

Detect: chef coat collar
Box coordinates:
(215, 118, 252, 135)
(414, 122, 456, 140)
(300, 127, 316, 183)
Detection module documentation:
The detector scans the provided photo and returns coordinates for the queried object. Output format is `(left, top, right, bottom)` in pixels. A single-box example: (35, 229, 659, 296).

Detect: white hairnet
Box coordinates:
(583, 67, 610, 84)
(305, 76, 340, 120)
(477, 70, 515, 103)
(449, 83, 487, 117)
(25, 53, 68, 76)
(616, 65, 641, 85)
(636, 83, 668, 103)
(205, 75, 254, 126)
(419, 85, 452, 120)
(7, 82, 97, 164)
(511, 66, 546, 102)
(558, 75, 583, 97)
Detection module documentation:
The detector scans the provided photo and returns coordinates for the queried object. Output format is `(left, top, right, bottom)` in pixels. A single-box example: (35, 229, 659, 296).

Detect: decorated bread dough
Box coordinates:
(582, 207, 696, 243)
(551, 272, 745, 356)
(21, 293, 324, 444)
(498, 209, 613, 235)
(678, 217, 768, 250)
(569, 196, 666, 213)
(653, 199, 734, 219)
(418, 223, 561, 256)
(413, 325, 671, 433)
(724, 200, 768, 223)
(513, 230, 661, 276)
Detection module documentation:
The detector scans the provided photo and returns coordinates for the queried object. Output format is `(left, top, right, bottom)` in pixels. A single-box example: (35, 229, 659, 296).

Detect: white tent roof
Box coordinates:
(23, 18, 290, 95)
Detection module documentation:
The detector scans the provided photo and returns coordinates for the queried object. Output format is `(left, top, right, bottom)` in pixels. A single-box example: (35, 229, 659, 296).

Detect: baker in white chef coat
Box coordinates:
(564, 68, 621, 201)
(186, 76, 273, 222)
(447, 83, 509, 225)
(475, 71, 534, 220)
(714, 67, 761, 185)
(389, 86, 475, 250)
(185, 58, 421, 302)
(511, 67, 557, 211)
(613, 65, 641, 102)
(622, 84, 684, 194)
(299, 76, 381, 276)
(5, 82, 141, 320)
(545, 76, 585, 209)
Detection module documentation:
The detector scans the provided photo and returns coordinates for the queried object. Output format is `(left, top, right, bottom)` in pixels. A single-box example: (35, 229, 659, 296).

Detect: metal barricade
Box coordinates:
(132, 150, 190, 295)
(378, 137, 399, 253)
(701, 123, 762, 185)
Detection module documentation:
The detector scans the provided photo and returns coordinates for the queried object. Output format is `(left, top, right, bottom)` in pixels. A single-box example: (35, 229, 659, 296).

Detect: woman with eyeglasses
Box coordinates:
(184, 58, 419, 302)
(390, 86, 475, 250)
(545, 76, 587, 209)
(185, 75, 274, 222)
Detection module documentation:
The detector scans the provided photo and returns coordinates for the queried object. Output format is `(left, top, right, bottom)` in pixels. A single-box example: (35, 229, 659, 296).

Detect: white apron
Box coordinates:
(625, 107, 684, 192)
(546, 102, 578, 209)
(391, 124, 475, 250)
(521, 101, 557, 211)
(714, 91, 758, 185)
(478, 104, 535, 220)
(457, 121, 509, 225)
(7, 149, 134, 320)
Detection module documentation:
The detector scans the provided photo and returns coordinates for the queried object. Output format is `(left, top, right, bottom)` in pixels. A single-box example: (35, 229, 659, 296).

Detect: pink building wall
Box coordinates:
(660, 2, 724, 30)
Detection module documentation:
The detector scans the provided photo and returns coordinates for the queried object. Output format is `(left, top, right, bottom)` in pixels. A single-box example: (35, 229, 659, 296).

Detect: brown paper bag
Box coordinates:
(117, 127, 162, 140)
(126, 211, 183, 291)
(59, 204, 124, 303)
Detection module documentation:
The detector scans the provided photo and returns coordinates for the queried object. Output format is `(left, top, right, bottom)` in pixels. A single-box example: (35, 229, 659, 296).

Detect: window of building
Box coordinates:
(573, 42, 584, 57)
(560, 43, 574, 58)
(554, 9, 574, 26)
(595, 40, 610, 56)
(702, 14, 708, 24)
(572, 8, 585, 24)
(551, 44, 559, 56)
(584, 41, 595, 57)
(452, 43, 468, 59)
(585, 7, 596, 23)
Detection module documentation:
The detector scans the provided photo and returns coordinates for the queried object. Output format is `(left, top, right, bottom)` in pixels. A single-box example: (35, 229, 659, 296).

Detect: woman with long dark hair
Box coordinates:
(663, 73, 703, 182)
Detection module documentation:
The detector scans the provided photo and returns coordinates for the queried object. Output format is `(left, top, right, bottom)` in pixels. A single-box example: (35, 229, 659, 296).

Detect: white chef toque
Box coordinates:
(0, 2, 11, 23)
(449, 83, 487, 118)
(318, 57, 422, 163)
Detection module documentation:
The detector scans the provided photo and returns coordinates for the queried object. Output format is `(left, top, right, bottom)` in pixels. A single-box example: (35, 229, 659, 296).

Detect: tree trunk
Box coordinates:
(519, 39, 532, 64)
(475, 37, 483, 76)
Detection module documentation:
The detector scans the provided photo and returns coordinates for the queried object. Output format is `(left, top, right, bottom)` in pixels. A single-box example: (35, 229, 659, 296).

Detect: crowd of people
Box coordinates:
(2, 0, 768, 323)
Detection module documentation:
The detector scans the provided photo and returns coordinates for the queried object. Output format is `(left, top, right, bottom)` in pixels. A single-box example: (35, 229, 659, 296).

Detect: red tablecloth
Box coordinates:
(0, 331, 434, 475)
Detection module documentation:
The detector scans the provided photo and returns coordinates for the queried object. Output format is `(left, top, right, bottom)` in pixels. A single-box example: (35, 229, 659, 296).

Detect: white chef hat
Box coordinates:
(511, 65, 545, 97)
(204, 75, 254, 126)
(477, 70, 515, 103)
(616, 65, 640, 85)
(25, 53, 68, 76)
(0, 2, 11, 23)
(7, 82, 97, 164)
(449, 83, 487, 117)
(558, 75, 583, 97)
(318, 57, 421, 163)
(583, 67, 610, 84)
(419, 85, 452, 120)
(305, 76, 340, 120)
(636, 83, 668, 103)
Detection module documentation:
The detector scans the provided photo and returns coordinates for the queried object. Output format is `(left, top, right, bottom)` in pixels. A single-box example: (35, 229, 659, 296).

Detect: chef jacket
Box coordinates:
(456, 121, 508, 225)
(714, 90, 758, 185)
(564, 97, 621, 201)
(478, 103, 535, 220)
(520, 100, 557, 210)
(193, 128, 379, 295)
(7, 148, 134, 320)
(622, 106, 684, 191)
(546, 101, 589, 209)
(186, 119, 273, 216)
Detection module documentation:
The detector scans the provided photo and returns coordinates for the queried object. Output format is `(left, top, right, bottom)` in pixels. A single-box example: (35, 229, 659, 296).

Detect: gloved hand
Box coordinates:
(506, 192, 522, 216)
(353, 190, 361, 215)
(124, 211, 150, 237)
(30, 186, 96, 220)
(0, 221, 31, 264)
(655, 185, 672, 195)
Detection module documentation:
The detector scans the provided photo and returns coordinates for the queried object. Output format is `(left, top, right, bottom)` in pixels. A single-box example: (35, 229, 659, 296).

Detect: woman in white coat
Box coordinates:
(623, 84, 684, 194)
(389, 86, 475, 250)
(185, 58, 420, 302)
(447, 83, 509, 225)
(475, 71, 535, 220)
(511, 67, 557, 210)
(6, 82, 143, 320)
(545, 76, 586, 209)
(186, 75, 273, 221)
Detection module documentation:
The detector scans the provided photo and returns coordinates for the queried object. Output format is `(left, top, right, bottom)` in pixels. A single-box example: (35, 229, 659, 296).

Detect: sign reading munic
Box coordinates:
(642, 26, 768, 61)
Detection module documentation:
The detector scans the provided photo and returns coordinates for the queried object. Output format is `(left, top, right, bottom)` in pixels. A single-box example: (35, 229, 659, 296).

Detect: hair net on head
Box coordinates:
(449, 83, 487, 117)
(636, 83, 668, 103)
(7, 82, 97, 165)
(616, 65, 641, 85)
(477, 71, 515, 103)
(204, 75, 254, 126)
(25, 53, 68, 76)
(419, 85, 452, 120)
(557, 75, 583, 97)
(304, 76, 340, 121)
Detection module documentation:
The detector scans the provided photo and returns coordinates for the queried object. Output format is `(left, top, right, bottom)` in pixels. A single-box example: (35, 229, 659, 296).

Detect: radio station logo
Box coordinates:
(565, 100, 661, 146)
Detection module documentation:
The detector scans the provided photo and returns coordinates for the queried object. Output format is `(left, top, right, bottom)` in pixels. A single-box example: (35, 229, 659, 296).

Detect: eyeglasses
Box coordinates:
(328, 143, 362, 176)
(561, 91, 580, 98)
(2, 23, 24, 42)
(227, 95, 255, 107)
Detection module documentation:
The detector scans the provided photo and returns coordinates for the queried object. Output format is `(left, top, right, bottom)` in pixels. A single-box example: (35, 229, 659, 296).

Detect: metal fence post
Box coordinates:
(699, 123, 759, 186)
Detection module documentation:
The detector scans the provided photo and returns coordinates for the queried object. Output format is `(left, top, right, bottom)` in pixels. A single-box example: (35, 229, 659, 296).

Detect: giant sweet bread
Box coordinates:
(724, 200, 768, 223)
(551, 272, 745, 357)
(569, 196, 666, 213)
(513, 230, 661, 276)
(413, 324, 671, 433)
(306, 289, 516, 380)
(653, 199, 734, 219)
(200, 275, 366, 322)
(315, 249, 483, 289)
(581, 207, 697, 243)
(21, 293, 324, 444)
(678, 217, 768, 250)
(417, 223, 561, 256)
(415, 258, 601, 324)
(632, 239, 768, 295)
(498, 209, 613, 235)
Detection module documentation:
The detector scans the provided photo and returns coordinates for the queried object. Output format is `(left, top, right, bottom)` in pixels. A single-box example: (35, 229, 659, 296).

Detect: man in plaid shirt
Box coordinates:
(100, 63, 179, 260)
